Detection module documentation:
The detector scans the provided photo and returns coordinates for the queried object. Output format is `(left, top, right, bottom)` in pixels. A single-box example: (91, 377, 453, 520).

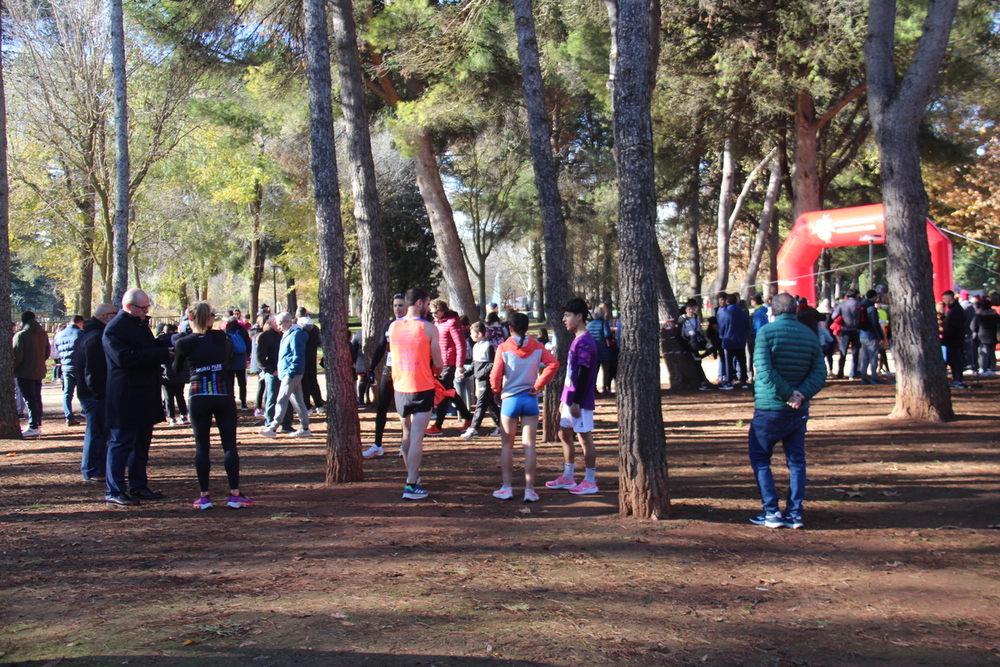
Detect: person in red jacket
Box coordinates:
(427, 299, 473, 436)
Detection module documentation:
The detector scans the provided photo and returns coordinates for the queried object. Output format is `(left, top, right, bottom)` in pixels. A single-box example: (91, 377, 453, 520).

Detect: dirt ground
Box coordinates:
(2, 373, 999, 667)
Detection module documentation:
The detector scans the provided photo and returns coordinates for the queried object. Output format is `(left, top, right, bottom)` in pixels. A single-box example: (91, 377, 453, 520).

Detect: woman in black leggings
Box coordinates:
(174, 302, 253, 510)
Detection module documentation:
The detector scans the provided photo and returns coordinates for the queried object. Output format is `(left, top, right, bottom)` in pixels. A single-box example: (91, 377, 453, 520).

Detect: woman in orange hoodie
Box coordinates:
(489, 313, 559, 502)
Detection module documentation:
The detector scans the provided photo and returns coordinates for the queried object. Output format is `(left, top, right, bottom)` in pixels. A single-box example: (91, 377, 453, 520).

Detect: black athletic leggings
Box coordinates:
(374, 368, 394, 447)
(189, 394, 240, 493)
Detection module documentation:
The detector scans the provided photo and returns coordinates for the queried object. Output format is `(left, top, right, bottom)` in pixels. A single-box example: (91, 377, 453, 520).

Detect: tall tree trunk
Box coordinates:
(613, 0, 669, 520)
(866, 0, 957, 421)
(109, 0, 129, 304)
(331, 0, 392, 364)
(741, 155, 782, 299)
(711, 139, 735, 297)
(819, 248, 832, 305)
(410, 132, 478, 319)
(512, 0, 570, 443)
(530, 237, 543, 318)
(766, 218, 779, 299)
(792, 90, 822, 221)
(248, 180, 265, 318)
(285, 277, 297, 315)
(0, 20, 20, 438)
(302, 0, 363, 482)
(686, 137, 702, 301)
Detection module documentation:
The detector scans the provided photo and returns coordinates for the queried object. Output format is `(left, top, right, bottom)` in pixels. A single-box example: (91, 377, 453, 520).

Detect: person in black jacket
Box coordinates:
(224, 318, 252, 410)
(77, 304, 118, 482)
(158, 323, 189, 425)
(363, 294, 407, 458)
(174, 302, 253, 510)
(254, 315, 282, 424)
(941, 290, 967, 388)
(102, 289, 172, 507)
(973, 299, 999, 375)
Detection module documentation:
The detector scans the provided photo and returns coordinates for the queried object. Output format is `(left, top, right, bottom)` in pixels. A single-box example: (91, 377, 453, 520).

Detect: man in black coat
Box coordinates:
(254, 315, 282, 424)
(77, 303, 118, 482)
(102, 289, 172, 507)
(941, 290, 967, 389)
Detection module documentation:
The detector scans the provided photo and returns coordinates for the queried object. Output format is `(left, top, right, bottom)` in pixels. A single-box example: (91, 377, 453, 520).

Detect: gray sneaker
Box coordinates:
(292, 428, 313, 437)
(749, 512, 786, 528)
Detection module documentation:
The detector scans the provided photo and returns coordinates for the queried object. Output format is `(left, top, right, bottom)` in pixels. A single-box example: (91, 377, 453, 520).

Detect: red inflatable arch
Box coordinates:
(775, 204, 953, 305)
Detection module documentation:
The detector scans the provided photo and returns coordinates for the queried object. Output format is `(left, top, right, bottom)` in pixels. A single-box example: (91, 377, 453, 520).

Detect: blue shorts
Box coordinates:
(500, 392, 539, 419)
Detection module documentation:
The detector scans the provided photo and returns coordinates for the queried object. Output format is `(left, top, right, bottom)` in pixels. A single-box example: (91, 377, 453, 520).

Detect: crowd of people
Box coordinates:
(12, 282, 996, 526)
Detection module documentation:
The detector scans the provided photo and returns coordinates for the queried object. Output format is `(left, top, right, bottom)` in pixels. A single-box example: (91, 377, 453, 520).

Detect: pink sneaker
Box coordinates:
(545, 475, 576, 490)
(568, 480, 599, 495)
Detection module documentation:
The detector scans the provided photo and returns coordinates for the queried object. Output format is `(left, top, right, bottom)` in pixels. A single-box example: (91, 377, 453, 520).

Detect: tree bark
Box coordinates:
(512, 0, 571, 443)
(686, 138, 702, 300)
(331, 0, 392, 364)
(109, 0, 129, 304)
(792, 90, 822, 221)
(0, 19, 21, 438)
(866, 0, 957, 421)
(613, 0, 669, 520)
(711, 139, 735, 296)
(741, 155, 782, 299)
(410, 131, 478, 319)
(302, 0, 364, 481)
(248, 180, 265, 318)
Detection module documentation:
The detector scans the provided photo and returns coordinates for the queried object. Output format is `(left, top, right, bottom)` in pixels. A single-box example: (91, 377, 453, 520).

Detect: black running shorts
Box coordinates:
(394, 389, 434, 418)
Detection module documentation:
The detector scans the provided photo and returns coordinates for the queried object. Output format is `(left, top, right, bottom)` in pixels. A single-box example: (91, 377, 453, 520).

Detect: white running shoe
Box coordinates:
(363, 444, 384, 458)
(460, 427, 478, 439)
(21, 427, 40, 437)
(523, 489, 539, 502)
(292, 429, 313, 437)
(492, 487, 513, 500)
(259, 426, 278, 438)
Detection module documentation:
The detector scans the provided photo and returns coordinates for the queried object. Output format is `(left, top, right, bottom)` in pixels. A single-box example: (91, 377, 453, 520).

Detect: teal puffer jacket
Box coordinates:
(752, 313, 827, 412)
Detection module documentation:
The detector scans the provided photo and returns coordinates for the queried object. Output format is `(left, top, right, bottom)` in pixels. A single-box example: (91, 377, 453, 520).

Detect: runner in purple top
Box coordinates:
(561, 325, 598, 411)
(546, 298, 601, 496)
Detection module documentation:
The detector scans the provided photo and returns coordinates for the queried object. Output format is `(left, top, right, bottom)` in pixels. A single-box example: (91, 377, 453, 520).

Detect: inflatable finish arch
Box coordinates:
(775, 204, 953, 305)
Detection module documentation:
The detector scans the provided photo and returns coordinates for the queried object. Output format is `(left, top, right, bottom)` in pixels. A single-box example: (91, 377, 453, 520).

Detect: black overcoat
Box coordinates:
(103, 311, 171, 429)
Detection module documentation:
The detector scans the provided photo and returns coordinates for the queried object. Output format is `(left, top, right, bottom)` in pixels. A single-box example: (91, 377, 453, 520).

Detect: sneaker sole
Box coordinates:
(227, 502, 251, 508)
(402, 493, 428, 500)
(363, 452, 384, 459)
(194, 504, 213, 510)
(544, 482, 576, 489)
(492, 493, 513, 500)
(569, 488, 599, 495)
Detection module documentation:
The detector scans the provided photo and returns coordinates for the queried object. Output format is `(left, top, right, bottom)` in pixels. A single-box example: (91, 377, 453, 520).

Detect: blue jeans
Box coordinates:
(80, 397, 108, 480)
(62, 373, 78, 419)
(860, 338, 880, 381)
(105, 425, 154, 497)
(748, 409, 809, 515)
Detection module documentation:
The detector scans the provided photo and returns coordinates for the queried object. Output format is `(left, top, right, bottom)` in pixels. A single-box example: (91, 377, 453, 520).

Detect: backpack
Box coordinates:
(228, 331, 247, 355)
(486, 325, 508, 349)
(855, 304, 871, 331)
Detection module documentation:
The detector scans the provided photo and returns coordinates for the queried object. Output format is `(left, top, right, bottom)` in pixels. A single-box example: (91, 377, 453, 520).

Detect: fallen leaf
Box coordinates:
(182, 639, 197, 646)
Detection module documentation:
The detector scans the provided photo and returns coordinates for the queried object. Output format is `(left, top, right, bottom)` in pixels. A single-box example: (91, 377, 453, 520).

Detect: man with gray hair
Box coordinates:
(260, 311, 311, 438)
(747, 292, 826, 530)
(103, 288, 172, 506)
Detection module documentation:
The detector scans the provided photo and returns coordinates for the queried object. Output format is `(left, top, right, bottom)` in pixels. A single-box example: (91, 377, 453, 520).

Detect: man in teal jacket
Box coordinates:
(748, 292, 826, 530)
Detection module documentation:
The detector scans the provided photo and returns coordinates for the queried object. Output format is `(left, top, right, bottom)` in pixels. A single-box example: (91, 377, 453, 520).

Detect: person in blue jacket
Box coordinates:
(259, 312, 312, 438)
(717, 293, 749, 389)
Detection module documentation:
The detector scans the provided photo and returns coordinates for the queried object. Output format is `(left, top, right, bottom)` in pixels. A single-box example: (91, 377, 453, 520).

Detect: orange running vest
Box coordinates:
(389, 318, 435, 393)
